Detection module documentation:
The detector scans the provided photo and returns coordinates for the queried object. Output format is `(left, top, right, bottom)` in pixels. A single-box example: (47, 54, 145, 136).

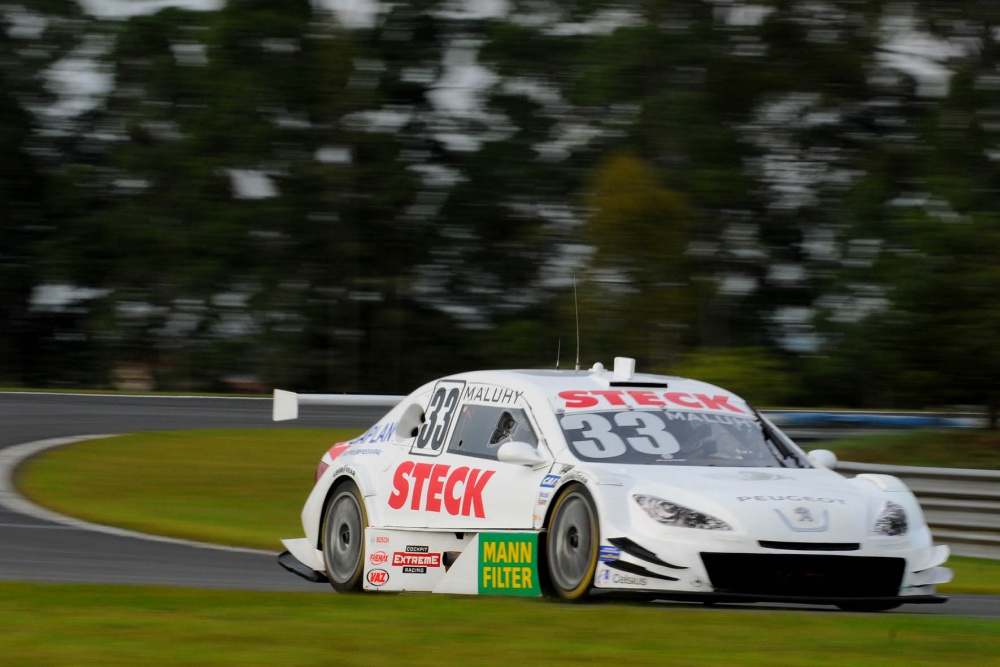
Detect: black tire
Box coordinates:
(322, 481, 368, 592)
(546, 484, 599, 601)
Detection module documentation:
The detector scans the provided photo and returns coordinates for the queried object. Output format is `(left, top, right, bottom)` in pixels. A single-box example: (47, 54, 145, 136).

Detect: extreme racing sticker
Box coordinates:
(477, 532, 540, 596)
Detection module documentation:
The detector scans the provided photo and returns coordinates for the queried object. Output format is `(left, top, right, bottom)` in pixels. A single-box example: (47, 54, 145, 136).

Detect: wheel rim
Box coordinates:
(549, 492, 596, 593)
(326, 491, 363, 584)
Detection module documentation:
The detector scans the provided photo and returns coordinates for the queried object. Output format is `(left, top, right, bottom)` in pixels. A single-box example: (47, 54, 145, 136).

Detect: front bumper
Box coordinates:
(594, 530, 952, 606)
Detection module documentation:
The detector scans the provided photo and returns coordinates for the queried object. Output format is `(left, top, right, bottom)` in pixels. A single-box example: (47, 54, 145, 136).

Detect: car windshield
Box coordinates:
(557, 410, 808, 467)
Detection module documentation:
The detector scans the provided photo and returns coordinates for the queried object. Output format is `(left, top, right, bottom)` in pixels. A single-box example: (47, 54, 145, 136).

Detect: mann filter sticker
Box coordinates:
(477, 532, 540, 596)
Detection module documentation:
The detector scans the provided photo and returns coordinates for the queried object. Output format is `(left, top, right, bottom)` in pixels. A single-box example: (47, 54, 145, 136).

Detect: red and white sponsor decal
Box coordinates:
(369, 551, 389, 565)
(557, 390, 745, 413)
(388, 461, 495, 518)
(327, 442, 351, 461)
(392, 552, 442, 568)
(367, 569, 389, 586)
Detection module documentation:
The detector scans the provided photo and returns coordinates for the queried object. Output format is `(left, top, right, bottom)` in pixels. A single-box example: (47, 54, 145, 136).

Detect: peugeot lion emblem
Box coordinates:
(776, 507, 830, 532)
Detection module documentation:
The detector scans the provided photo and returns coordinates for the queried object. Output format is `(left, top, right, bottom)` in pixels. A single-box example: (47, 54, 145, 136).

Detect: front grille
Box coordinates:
(700, 553, 905, 598)
(758, 541, 860, 551)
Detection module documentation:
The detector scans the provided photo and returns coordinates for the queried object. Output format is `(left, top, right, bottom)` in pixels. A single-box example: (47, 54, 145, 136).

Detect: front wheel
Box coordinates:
(546, 484, 599, 601)
(322, 481, 368, 592)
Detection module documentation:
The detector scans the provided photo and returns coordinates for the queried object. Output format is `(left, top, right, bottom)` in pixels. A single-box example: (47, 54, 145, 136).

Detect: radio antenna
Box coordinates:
(555, 339, 561, 370)
(574, 275, 580, 371)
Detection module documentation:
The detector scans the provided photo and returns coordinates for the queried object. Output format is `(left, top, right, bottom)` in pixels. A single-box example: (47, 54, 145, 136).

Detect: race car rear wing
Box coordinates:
(272, 389, 405, 421)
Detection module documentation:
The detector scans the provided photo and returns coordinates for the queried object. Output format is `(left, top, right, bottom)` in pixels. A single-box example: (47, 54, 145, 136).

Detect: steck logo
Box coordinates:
(367, 569, 389, 586)
(558, 389, 745, 413)
(388, 461, 495, 518)
(369, 551, 389, 565)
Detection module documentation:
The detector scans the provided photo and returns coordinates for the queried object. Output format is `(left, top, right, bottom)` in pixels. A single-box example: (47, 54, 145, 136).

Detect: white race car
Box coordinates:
(275, 357, 951, 610)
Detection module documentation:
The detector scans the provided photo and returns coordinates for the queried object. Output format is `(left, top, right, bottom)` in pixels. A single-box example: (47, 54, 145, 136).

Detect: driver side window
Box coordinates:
(447, 405, 538, 460)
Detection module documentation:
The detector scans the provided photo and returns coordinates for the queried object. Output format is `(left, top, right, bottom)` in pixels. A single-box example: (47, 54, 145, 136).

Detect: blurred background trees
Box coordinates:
(2, 0, 1000, 419)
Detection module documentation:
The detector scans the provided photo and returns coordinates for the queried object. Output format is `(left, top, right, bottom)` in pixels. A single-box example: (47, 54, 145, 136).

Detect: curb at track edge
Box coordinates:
(0, 435, 277, 557)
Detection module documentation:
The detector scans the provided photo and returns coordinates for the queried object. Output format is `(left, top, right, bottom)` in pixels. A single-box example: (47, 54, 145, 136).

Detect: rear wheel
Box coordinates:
(322, 481, 367, 592)
(546, 484, 599, 601)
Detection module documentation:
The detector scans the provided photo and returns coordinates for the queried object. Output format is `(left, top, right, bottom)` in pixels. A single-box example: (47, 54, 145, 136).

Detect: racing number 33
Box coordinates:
(560, 412, 682, 459)
(414, 381, 464, 453)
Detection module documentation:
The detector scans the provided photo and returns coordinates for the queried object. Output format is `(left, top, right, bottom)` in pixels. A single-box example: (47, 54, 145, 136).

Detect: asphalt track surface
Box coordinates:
(1, 392, 998, 619)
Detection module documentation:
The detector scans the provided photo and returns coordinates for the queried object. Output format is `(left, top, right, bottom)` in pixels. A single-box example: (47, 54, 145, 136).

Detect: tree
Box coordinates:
(581, 152, 706, 368)
(40, 2, 429, 390)
(0, 1, 92, 384)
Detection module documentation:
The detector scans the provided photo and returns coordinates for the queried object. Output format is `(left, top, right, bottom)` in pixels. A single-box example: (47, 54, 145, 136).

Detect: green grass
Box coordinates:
(945, 557, 1000, 595)
(15, 429, 354, 551)
(0, 582, 997, 666)
(819, 429, 1000, 470)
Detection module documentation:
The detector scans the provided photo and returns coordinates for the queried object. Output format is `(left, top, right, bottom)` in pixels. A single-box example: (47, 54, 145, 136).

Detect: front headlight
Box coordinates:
(871, 501, 908, 536)
(633, 494, 732, 531)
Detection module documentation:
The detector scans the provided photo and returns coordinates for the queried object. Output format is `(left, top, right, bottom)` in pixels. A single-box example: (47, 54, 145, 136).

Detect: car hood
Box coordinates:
(610, 465, 884, 542)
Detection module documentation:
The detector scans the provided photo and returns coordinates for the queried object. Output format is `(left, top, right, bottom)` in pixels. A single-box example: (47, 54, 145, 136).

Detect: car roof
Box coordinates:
(437, 357, 751, 416)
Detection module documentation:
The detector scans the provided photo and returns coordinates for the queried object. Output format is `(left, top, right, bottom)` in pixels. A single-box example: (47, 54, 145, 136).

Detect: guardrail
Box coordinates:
(835, 461, 1000, 560)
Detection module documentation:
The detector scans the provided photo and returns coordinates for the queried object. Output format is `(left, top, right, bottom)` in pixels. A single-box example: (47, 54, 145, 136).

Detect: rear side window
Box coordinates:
(447, 405, 538, 460)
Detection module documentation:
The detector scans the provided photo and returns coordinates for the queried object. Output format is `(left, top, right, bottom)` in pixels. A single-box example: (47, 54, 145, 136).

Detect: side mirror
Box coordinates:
(497, 441, 548, 468)
(807, 449, 838, 469)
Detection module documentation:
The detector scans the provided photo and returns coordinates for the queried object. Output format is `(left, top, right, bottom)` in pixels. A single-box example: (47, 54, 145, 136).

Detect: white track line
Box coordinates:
(0, 435, 276, 556)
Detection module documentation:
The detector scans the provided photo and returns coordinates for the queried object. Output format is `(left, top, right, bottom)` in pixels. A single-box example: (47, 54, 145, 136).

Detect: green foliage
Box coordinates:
(581, 152, 706, 368)
(668, 347, 801, 407)
(6, 0, 1000, 413)
(0, 2, 90, 384)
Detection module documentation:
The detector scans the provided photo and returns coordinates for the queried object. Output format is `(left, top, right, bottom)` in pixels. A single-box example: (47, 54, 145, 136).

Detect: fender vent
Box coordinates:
(604, 560, 679, 582)
(608, 537, 687, 569)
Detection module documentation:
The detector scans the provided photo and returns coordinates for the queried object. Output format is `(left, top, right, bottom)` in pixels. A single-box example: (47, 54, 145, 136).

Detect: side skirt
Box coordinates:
(278, 551, 329, 584)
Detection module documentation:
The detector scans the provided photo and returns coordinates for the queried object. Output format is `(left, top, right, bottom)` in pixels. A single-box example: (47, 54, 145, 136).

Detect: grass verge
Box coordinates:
(15, 429, 351, 551)
(1, 582, 998, 666)
(819, 429, 1000, 470)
